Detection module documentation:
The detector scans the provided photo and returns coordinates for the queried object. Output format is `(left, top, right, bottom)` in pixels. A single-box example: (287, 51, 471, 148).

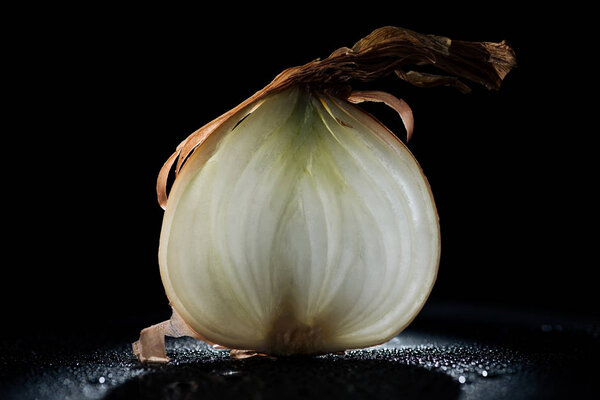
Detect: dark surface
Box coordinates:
(1, 301, 597, 400)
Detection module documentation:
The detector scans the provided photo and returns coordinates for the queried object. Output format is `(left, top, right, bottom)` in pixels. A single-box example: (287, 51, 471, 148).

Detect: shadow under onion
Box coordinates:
(105, 354, 460, 400)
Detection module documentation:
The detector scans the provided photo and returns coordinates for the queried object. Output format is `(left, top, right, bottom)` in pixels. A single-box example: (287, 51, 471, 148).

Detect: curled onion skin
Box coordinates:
(158, 87, 440, 356)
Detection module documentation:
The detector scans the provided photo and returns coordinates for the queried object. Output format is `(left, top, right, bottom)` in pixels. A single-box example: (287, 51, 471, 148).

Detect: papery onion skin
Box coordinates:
(159, 87, 440, 356)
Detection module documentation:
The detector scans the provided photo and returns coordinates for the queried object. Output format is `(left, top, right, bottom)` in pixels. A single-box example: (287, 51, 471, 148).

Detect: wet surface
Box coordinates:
(1, 302, 598, 399)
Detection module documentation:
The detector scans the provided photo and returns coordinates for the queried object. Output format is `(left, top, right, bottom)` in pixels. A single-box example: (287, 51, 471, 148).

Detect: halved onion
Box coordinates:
(159, 88, 440, 355)
(132, 26, 515, 363)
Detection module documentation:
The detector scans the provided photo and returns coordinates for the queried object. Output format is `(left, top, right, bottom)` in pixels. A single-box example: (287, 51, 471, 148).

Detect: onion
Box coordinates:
(132, 26, 516, 363)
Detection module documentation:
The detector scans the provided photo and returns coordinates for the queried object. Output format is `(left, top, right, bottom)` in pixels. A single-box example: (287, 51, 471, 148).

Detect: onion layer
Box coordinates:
(159, 87, 440, 355)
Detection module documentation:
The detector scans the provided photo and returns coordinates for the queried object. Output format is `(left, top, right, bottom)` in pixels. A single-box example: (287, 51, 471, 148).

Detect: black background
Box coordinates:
(5, 6, 595, 337)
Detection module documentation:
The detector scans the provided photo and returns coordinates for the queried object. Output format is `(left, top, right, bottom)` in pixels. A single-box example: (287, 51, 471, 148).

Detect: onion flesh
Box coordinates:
(159, 87, 440, 355)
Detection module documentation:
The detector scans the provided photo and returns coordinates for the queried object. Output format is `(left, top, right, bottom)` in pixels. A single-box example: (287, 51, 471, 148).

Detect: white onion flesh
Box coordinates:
(159, 87, 440, 355)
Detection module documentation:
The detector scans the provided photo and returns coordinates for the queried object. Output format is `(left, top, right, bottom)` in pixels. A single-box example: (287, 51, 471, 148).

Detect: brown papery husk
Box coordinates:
(135, 26, 516, 364)
(156, 26, 516, 209)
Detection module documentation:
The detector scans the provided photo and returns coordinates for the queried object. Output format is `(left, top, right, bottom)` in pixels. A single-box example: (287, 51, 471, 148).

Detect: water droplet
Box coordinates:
(458, 376, 466, 384)
(481, 370, 488, 377)
(220, 370, 240, 376)
(99, 377, 106, 384)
